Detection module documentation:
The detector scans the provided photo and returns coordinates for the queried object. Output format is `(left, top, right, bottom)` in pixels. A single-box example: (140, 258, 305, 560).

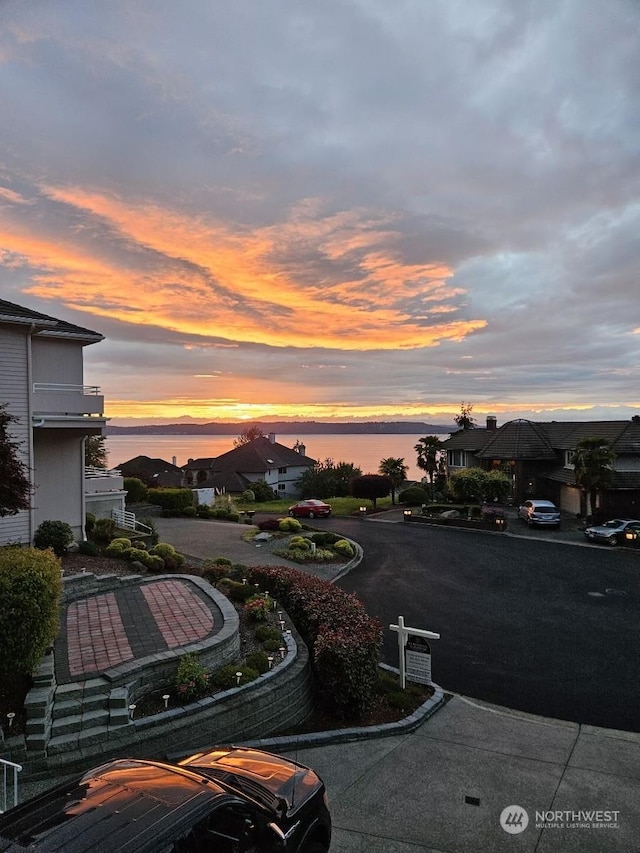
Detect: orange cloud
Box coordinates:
(13, 184, 486, 350)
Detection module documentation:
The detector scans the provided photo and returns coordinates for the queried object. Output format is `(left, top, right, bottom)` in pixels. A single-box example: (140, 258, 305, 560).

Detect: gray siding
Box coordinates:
(31, 338, 85, 385)
(0, 327, 31, 544)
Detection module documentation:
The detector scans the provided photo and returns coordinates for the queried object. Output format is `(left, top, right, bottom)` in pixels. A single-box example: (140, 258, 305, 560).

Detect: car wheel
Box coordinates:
(608, 536, 618, 546)
(308, 511, 315, 518)
(289, 511, 295, 517)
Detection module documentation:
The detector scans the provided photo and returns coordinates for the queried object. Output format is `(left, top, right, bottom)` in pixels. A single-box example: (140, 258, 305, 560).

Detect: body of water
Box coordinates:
(105, 433, 449, 482)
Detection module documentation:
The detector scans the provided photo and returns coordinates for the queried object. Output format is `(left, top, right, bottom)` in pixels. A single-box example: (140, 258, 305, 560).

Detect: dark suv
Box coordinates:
(0, 747, 331, 853)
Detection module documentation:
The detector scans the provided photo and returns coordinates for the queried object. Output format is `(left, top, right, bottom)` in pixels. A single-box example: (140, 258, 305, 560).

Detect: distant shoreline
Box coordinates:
(106, 420, 456, 436)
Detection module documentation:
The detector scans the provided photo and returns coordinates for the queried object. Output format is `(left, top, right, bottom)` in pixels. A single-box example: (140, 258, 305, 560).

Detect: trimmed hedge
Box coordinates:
(0, 547, 62, 678)
(246, 565, 382, 719)
(148, 488, 195, 511)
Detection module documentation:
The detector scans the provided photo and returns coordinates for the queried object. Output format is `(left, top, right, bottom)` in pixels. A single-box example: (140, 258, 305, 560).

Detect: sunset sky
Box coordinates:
(1, 0, 639, 426)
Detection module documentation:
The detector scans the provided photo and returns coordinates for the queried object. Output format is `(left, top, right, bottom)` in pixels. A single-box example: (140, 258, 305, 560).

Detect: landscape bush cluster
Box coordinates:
(243, 564, 383, 719)
(105, 537, 185, 572)
(0, 546, 62, 679)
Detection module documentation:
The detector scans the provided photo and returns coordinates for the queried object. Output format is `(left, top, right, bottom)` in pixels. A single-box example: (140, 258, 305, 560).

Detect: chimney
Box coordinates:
(268, 432, 276, 444)
(172, 456, 177, 466)
(486, 415, 497, 431)
(297, 442, 306, 456)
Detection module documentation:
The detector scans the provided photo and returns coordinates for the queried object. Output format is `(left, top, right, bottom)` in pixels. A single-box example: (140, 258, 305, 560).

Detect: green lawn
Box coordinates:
(235, 495, 396, 517)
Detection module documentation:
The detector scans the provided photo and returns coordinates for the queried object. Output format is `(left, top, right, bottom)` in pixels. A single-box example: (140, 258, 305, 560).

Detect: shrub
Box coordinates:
(124, 547, 150, 564)
(0, 547, 62, 678)
(246, 565, 382, 719)
(254, 624, 282, 644)
(138, 516, 159, 545)
(150, 542, 185, 571)
(333, 539, 354, 558)
(310, 532, 341, 546)
(202, 563, 229, 585)
(289, 536, 311, 551)
(93, 517, 117, 543)
(148, 488, 195, 511)
(124, 477, 148, 504)
(181, 506, 197, 518)
(85, 513, 96, 535)
(249, 480, 277, 502)
(144, 554, 166, 573)
(175, 654, 210, 703)
(278, 517, 302, 533)
(399, 486, 429, 506)
(245, 651, 270, 674)
(257, 518, 280, 531)
(222, 580, 257, 603)
(77, 539, 100, 556)
(212, 556, 233, 567)
(240, 489, 255, 503)
(105, 537, 132, 557)
(33, 520, 74, 556)
(244, 594, 271, 622)
(213, 663, 261, 688)
(196, 505, 212, 518)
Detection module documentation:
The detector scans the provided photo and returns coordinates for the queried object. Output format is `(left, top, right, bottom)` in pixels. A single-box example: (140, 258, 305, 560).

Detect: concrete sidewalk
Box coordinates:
(282, 695, 640, 852)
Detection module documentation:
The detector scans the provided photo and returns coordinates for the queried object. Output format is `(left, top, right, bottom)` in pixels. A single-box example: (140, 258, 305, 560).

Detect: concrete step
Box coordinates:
(47, 724, 111, 756)
(54, 677, 110, 703)
(52, 693, 109, 721)
(51, 709, 110, 737)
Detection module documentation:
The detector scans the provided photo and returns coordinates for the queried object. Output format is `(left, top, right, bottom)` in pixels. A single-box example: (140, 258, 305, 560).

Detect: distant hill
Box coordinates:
(106, 420, 456, 436)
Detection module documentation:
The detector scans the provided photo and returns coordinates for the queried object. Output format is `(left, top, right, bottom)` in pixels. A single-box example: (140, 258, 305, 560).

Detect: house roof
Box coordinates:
(476, 419, 557, 460)
(211, 436, 316, 474)
(0, 299, 104, 343)
(116, 455, 183, 476)
(443, 417, 640, 459)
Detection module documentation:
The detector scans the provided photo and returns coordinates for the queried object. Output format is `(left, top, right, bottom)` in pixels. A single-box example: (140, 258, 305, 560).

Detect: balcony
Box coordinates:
(85, 467, 125, 494)
(32, 383, 105, 419)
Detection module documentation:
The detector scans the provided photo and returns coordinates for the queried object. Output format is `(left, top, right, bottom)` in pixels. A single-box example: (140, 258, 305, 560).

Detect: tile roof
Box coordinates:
(476, 419, 557, 460)
(0, 299, 103, 342)
(210, 436, 316, 473)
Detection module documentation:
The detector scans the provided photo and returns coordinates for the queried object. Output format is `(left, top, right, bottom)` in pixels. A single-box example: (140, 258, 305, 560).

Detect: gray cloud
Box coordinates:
(1, 0, 639, 423)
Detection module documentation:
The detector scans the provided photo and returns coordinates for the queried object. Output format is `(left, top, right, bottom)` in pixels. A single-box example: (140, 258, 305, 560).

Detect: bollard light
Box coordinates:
(7, 712, 15, 729)
(162, 694, 170, 709)
(279, 646, 286, 660)
(268, 656, 274, 669)
(235, 671, 243, 685)
(129, 704, 137, 720)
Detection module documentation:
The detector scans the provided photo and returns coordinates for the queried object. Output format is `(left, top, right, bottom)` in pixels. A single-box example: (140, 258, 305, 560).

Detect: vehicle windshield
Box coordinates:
(602, 520, 624, 528)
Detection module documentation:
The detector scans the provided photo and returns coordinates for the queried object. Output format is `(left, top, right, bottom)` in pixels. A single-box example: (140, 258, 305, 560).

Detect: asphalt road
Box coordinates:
(322, 517, 640, 733)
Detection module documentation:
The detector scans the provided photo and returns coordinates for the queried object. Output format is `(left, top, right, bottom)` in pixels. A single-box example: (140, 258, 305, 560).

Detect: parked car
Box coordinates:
(289, 499, 332, 519)
(518, 499, 561, 527)
(0, 747, 331, 853)
(584, 518, 640, 546)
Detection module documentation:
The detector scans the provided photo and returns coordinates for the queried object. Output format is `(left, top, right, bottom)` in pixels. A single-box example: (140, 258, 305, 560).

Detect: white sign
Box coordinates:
(389, 616, 440, 689)
(405, 636, 432, 685)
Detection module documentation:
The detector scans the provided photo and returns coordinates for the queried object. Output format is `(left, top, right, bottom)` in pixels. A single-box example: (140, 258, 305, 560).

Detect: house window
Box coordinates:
(564, 451, 575, 468)
(278, 466, 287, 474)
(278, 483, 286, 491)
(448, 450, 467, 467)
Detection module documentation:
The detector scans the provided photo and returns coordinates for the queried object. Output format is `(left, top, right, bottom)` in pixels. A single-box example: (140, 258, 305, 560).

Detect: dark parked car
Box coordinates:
(518, 499, 561, 527)
(584, 518, 640, 546)
(288, 499, 332, 519)
(0, 747, 331, 853)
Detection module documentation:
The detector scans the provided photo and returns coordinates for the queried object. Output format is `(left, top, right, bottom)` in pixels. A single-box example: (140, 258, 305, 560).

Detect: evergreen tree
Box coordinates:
(85, 435, 108, 468)
(0, 404, 31, 517)
(233, 425, 264, 447)
(454, 401, 476, 431)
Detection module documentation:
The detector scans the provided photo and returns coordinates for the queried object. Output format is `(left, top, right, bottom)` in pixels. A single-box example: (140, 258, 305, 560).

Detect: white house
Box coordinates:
(0, 299, 120, 545)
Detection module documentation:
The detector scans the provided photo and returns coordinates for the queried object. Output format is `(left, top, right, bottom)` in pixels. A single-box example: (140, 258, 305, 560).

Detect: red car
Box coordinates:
(288, 499, 332, 519)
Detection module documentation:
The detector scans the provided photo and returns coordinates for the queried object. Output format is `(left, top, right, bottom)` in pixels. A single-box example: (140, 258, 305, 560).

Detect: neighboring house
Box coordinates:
(0, 299, 112, 545)
(442, 415, 640, 517)
(116, 455, 184, 487)
(182, 434, 316, 499)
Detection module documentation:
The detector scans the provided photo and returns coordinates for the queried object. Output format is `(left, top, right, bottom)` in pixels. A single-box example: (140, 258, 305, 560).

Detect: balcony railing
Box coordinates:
(0, 757, 22, 812)
(32, 383, 104, 417)
(85, 467, 124, 494)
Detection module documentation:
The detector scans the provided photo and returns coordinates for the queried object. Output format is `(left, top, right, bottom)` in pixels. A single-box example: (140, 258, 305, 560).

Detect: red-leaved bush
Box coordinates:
(246, 565, 382, 719)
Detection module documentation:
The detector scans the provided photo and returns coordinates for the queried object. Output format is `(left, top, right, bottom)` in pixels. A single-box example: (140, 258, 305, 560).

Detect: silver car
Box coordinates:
(584, 518, 640, 546)
(518, 499, 561, 527)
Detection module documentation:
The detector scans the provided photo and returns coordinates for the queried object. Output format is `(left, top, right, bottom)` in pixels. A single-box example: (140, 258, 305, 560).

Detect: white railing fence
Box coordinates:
(85, 466, 122, 478)
(111, 508, 152, 534)
(33, 382, 101, 395)
(1, 758, 22, 812)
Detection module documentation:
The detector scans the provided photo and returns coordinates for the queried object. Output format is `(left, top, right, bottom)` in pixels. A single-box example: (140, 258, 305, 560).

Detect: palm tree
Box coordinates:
(572, 437, 616, 519)
(414, 436, 444, 499)
(378, 457, 408, 505)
